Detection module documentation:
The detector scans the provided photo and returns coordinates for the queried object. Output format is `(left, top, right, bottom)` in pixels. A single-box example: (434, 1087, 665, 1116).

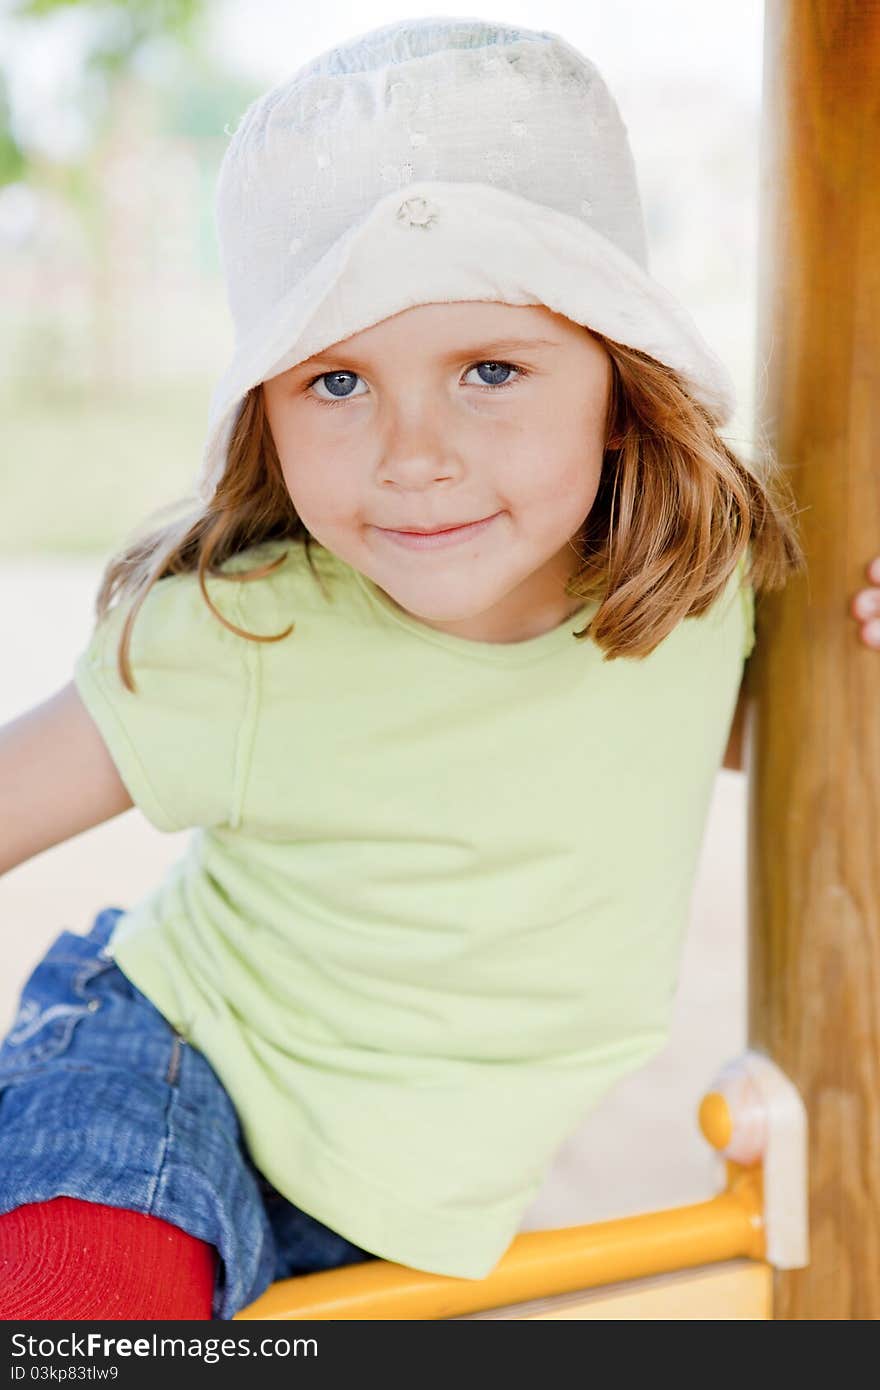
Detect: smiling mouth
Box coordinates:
(381, 513, 499, 534)
(375, 513, 501, 548)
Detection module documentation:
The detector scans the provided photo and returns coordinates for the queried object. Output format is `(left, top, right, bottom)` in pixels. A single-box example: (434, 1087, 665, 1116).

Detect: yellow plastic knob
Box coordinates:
(699, 1090, 734, 1151)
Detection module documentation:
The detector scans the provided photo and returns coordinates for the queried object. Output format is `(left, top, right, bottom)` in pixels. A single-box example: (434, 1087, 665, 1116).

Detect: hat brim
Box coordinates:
(198, 180, 736, 500)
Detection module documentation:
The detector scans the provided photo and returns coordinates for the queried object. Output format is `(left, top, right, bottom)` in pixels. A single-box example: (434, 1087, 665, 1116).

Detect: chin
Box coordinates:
(390, 583, 502, 621)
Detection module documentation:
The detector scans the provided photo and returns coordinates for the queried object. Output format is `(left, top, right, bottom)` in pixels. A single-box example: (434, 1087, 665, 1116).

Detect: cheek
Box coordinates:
(264, 398, 340, 513)
(511, 397, 604, 496)
(569, 454, 604, 514)
(556, 410, 606, 505)
(278, 450, 358, 529)
(509, 444, 602, 524)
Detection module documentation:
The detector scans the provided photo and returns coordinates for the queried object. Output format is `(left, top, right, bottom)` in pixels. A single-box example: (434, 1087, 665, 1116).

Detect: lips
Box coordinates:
(375, 512, 501, 550)
(383, 515, 494, 535)
(396, 524, 473, 535)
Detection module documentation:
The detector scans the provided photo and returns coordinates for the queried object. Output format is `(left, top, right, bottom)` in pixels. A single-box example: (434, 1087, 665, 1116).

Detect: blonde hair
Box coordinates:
(90, 332, 806, 693)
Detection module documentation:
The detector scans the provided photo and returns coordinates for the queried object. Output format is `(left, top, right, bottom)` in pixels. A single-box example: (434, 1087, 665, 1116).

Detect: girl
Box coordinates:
(0, 16, 864, 1322)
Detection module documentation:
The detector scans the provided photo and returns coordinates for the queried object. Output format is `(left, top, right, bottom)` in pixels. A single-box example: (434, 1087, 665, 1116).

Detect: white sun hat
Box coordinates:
(197, 14, 737, 502)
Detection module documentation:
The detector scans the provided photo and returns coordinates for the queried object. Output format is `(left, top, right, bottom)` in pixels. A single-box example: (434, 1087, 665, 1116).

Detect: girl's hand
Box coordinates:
(850, 556, 880, 648)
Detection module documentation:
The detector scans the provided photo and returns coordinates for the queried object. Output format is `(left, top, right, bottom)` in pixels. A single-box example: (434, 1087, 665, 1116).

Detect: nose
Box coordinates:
(376, 397, 462, 490)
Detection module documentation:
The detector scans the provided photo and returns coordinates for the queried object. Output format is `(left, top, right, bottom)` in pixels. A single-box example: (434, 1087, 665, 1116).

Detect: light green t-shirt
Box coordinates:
(73, 536, 754, 1279)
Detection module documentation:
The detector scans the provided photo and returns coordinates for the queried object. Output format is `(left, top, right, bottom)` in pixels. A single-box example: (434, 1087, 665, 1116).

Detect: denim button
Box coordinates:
(87, 999, 101, 1012)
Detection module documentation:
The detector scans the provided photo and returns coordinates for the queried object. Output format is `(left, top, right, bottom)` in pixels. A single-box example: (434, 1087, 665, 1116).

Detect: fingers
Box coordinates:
(851, 555, 880, 646)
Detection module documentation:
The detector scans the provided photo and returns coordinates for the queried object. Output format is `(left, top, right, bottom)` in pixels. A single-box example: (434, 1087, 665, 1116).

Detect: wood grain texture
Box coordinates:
(750, 0, 880, 1320)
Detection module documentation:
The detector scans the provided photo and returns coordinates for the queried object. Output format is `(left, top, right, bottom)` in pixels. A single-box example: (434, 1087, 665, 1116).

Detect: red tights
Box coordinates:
(0, 1197, 217, 1320)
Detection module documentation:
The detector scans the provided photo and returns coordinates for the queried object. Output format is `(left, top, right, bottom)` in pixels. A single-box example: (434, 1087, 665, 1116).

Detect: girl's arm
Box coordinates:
(0, 681, 133, 878)
(721, 679, 747, 772)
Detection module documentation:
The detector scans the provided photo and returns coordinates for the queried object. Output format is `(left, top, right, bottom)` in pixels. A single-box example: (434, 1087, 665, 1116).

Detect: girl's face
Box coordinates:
(261, 301, 612, 644)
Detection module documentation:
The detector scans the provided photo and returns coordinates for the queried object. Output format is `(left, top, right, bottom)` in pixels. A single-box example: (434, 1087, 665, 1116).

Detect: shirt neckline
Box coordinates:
(350, 565, 600, 665)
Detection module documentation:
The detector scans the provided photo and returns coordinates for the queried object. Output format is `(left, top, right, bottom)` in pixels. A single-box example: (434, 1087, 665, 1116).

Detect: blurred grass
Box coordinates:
(0, 378, 214, 557)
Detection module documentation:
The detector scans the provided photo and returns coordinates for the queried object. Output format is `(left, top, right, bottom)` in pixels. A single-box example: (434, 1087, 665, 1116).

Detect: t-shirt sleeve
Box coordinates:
(73, 570, 253, 833)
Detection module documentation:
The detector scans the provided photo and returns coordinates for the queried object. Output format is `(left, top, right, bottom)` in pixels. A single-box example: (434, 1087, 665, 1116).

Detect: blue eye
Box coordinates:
(305, 361, 529, 407)
(464, 361, 519, 388)
(308, 370, 367, 402)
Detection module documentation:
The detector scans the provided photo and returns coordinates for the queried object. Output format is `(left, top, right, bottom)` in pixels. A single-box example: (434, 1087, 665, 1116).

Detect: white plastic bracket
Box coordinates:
(705, 1048, 809, 1269)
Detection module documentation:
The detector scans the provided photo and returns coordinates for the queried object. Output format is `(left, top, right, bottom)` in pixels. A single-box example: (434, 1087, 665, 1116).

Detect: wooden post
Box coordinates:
(749, 0, 880, 1319)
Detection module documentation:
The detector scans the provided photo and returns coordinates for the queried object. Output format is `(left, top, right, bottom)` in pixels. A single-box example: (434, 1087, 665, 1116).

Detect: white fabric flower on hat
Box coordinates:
(396, 195, 440, 228)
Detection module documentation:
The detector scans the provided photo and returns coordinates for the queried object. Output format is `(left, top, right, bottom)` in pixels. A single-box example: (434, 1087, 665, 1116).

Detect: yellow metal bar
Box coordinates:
(457, 1258, 773, 1320)
(234, 1163, 764, 1320)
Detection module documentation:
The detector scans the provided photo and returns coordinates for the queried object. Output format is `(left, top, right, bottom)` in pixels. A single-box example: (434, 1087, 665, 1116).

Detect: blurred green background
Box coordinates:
(0, 0, 258, 554)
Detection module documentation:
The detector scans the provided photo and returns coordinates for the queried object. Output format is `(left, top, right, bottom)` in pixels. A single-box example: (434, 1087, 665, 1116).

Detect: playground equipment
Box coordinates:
(748, 0, 879, 1321)
(234, 0, 879, 1320)
(233, 1052, 807, 1320)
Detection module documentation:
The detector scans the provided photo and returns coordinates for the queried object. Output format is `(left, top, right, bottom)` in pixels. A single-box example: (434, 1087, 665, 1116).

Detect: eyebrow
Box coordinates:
(299, 337, 562, 369)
